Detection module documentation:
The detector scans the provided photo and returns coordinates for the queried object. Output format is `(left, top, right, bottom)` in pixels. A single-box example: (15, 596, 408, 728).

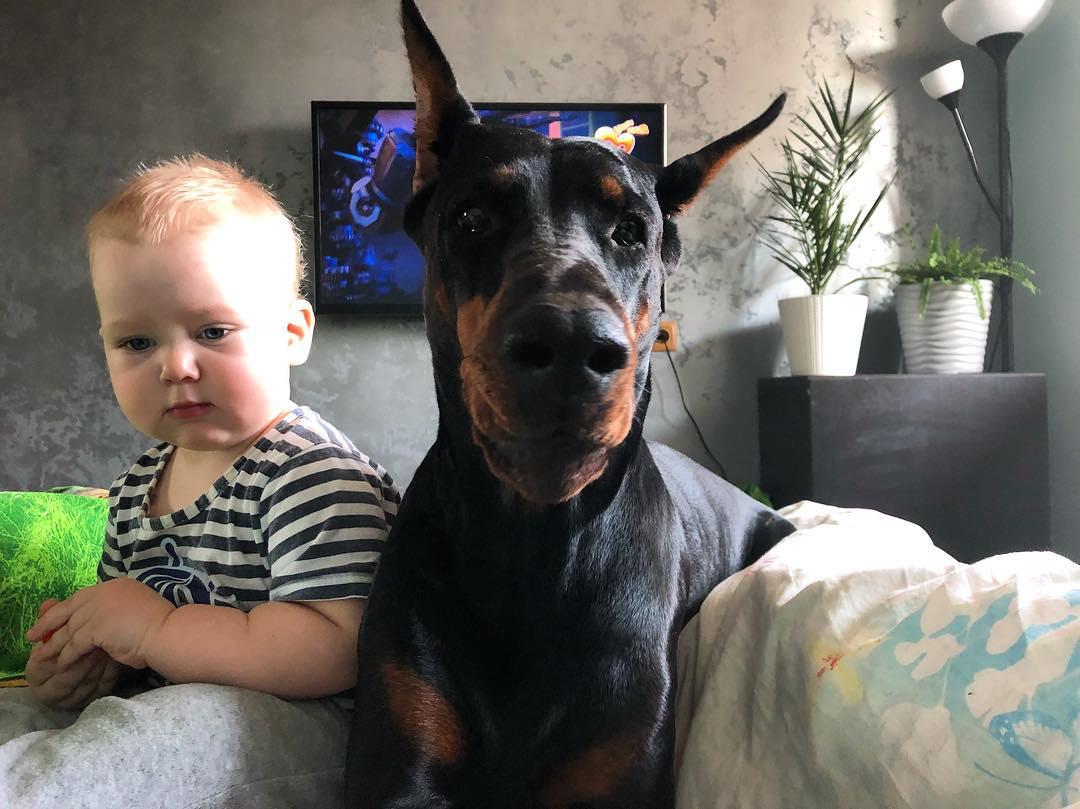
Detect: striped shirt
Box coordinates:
(98, 406, 399, 611)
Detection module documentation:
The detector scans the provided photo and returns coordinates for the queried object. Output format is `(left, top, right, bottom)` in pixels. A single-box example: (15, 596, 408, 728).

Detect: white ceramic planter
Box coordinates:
(895, 280, 994, 374)
(778, 294, 868, 376)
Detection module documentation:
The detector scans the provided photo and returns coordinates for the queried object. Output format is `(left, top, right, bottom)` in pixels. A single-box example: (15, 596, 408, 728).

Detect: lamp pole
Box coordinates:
(980, 32, 1022, 372)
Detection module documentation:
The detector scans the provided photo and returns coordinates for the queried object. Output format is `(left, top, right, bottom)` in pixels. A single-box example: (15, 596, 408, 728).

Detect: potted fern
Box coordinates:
(757, 73, 892, 375)
(892, 225, 1037, 373)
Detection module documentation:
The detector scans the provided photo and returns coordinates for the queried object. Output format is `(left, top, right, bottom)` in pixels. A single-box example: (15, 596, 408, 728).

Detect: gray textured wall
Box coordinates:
(1013, 1, 1079, 561)
(2, 2, 998, 511)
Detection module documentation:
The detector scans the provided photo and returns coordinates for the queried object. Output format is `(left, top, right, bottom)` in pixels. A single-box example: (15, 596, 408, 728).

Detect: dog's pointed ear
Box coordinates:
(401, 0, 478, 192)
(656, 94, 786, 218)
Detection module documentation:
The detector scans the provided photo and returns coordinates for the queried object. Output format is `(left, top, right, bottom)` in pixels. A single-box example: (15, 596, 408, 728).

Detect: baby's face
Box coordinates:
(91, 215, 311, 454)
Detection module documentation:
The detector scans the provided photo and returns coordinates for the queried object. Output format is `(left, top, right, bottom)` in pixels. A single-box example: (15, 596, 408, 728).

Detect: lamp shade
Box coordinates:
(942, 0, 1056, 45)
(921, 61, 965, 99)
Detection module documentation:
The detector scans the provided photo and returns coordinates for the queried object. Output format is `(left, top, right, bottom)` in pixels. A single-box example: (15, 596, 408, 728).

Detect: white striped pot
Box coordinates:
(894, 280, 994, 374)
(778, 294, 868, 376)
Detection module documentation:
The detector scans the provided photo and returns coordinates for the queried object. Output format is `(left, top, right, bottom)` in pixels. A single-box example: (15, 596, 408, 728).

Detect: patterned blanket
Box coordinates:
(674, 501, 1079, 809)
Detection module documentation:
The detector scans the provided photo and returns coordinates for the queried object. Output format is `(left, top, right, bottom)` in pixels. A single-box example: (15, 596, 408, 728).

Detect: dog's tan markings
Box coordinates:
(455, 296, 492, 360)
(595, 366, 636, 447)
(600, 175, 624, 202)
(591, 308, 637, 448)
(632, 299, 651, 344)
(461, 361, 514, 438)
(538, 732, 641, 806)
(430, 276, 451, 322)
(457, 293, 514, 438)
(491, 163, 517, 188)
(381, 660, 465, 765)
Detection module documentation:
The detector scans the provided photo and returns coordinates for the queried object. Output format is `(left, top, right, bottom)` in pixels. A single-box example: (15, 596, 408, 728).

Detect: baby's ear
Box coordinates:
(286, 298, 315, 366)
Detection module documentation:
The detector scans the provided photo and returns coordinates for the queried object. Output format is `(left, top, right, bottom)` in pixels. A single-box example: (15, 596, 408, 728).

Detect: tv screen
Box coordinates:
(310, 101, 667, 316)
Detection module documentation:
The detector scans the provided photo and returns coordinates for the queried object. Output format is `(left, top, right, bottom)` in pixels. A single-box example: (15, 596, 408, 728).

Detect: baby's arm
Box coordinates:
(27, 581, 364, 699)
(143, 597, 364, 697)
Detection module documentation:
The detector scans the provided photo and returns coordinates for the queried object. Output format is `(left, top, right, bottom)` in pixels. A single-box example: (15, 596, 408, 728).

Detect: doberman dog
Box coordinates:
(345, 2, 795, 806)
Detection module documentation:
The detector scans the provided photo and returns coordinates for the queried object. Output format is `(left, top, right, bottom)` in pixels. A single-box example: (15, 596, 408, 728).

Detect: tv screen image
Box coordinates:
(311, 101, 666, 316)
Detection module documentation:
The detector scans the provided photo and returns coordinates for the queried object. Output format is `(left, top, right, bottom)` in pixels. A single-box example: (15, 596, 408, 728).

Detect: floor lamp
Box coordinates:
(919, 0, 1055, 372)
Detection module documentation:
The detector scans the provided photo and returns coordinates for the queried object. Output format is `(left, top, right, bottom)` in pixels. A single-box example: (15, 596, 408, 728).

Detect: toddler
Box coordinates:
(0, 155, 400, 809)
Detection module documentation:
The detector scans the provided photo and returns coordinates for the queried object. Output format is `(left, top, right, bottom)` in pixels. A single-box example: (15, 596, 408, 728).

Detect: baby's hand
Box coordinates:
(25, 644, 120, 708)
(26, 597, 120, 707)
(26, 579, 175, 670)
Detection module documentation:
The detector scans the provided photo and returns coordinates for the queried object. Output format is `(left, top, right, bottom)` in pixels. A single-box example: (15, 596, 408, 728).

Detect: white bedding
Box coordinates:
(674, 501, 1080, 809)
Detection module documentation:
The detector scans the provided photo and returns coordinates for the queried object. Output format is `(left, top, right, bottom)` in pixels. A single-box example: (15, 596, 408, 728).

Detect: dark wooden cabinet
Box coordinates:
(758, 374, 1050, 562)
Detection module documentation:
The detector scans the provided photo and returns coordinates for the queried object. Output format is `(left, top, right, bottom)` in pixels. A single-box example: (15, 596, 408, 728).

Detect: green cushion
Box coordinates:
(0, 492, 106, 679)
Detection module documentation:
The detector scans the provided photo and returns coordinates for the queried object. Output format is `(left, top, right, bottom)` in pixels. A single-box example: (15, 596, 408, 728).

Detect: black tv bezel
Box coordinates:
(310, 100, 668, 317)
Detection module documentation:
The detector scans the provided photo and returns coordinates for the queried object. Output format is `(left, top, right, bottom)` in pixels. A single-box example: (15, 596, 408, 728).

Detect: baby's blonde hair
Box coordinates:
(86, 154, 306, 295)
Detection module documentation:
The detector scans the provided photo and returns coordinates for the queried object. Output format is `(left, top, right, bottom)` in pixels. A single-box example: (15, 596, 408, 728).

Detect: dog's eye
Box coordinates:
(454, 206, 490, 234)
(612, 216, 645, 247)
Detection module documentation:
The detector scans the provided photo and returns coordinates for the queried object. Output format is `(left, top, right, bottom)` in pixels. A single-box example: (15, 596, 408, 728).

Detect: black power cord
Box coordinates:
(655, 328, 730, 482)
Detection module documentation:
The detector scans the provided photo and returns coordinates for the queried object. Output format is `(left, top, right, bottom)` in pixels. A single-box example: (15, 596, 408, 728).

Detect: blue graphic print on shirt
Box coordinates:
(136, 537, 219, 606)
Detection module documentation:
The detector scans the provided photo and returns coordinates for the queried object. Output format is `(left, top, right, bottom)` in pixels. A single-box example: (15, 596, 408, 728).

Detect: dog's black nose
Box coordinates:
(502, 303, 630, 391)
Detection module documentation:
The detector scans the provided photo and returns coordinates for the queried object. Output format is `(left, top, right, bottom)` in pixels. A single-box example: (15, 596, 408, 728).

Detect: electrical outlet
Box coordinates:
(652, 319, 679, 352)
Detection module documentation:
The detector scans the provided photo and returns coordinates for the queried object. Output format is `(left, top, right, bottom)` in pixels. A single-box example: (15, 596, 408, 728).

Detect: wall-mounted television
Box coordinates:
(310, 101, 667, 316)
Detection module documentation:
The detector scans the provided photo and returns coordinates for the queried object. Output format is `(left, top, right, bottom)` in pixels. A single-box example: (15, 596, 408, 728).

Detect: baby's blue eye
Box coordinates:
(122, 337, 153, 352)
(200, 327, 229, 341)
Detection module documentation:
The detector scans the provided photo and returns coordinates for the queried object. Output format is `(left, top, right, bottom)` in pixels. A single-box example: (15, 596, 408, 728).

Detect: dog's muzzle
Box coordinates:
(462, 298, 638, 503)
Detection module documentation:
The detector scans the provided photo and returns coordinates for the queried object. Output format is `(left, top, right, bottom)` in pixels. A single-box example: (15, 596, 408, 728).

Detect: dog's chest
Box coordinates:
(421, 516, 680, 697)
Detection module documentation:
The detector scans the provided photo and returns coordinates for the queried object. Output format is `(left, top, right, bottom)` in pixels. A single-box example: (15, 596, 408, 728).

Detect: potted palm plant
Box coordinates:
(892, 225, 1037, 373)
(757, 73, 892, 375)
